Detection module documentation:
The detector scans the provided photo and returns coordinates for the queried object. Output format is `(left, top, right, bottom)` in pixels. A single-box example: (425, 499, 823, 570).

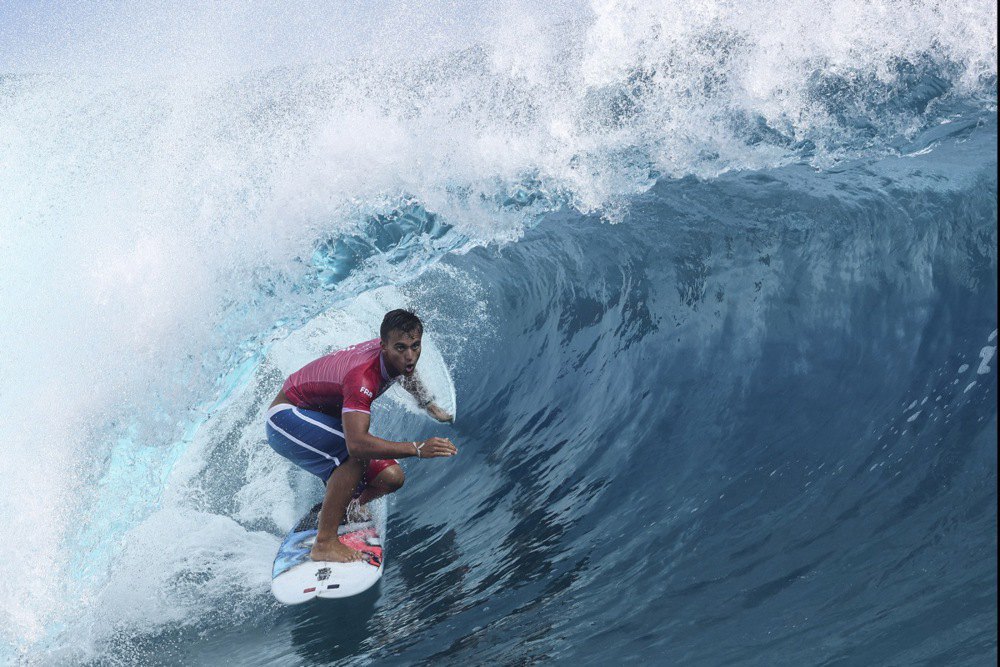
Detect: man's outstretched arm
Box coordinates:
(342, 411, 457, 459)
(400, 375, 454, 423)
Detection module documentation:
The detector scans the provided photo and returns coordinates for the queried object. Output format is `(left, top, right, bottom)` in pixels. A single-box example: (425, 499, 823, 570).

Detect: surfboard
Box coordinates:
(271, 501, 384, 604)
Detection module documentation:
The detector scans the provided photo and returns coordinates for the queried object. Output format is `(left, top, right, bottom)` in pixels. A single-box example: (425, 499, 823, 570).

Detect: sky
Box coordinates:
(0, 0, 587, 76)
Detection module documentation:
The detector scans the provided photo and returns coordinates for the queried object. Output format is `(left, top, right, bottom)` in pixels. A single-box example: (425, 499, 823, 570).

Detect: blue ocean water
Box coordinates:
(1, 2, 997, 665)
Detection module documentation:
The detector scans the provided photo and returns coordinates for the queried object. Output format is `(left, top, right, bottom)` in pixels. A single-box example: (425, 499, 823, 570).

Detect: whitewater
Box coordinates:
(1, 1, 996, 664)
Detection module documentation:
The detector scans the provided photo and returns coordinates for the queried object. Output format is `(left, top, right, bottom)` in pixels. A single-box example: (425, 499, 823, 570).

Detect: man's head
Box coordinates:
(380, 309, 423, 377)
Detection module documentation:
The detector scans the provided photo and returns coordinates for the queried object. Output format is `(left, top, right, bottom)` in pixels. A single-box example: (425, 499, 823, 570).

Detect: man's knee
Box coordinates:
(373, 465, 405, 493)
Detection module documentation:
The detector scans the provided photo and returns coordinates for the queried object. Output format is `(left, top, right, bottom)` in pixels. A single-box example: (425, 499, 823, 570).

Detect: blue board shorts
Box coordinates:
(266, 404, 350, 482)
(266, 404, 399, 486)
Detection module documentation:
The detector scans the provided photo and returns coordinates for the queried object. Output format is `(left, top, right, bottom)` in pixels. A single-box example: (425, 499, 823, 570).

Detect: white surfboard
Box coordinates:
(271, 501, 385, 604)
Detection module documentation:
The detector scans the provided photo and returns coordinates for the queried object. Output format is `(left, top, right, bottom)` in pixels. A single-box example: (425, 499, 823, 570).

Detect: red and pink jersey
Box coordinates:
(281, 338, 394, 415)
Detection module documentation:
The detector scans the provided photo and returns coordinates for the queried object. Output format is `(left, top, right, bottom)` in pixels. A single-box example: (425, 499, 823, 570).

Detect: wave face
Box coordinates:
(1, 1, 997, 664)
(423, 143, 997, 665)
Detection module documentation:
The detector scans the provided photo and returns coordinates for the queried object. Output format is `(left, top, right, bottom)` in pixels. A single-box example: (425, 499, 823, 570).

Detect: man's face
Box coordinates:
(381, 328, 422, 377)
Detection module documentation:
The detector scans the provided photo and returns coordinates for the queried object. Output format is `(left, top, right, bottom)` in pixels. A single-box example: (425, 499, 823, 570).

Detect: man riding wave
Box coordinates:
(266, 309, 456, 562)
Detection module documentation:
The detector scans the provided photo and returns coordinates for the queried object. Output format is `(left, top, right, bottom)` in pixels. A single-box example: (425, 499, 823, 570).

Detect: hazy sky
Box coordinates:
(0, 0, 587, 75)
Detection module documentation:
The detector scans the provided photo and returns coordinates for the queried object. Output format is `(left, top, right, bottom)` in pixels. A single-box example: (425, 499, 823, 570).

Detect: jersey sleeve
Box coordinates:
(341, 368, 375, 415)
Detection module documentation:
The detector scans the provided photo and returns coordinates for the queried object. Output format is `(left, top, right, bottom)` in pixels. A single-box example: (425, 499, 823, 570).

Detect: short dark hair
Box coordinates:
(380, 309, 423, 340)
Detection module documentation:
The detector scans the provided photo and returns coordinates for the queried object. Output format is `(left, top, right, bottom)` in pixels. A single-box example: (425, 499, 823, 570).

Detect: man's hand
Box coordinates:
(415, 437, 457, 458)
(426, 403, 454, 423)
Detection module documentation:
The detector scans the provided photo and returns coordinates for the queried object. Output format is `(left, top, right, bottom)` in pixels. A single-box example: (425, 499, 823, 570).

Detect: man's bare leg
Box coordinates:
(356, 464, 405, 505)
(311, 457, 365, 562)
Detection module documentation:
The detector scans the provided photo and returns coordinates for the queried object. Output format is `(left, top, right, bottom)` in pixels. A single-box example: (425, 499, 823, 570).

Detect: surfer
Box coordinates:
(266, 309, 457, 562)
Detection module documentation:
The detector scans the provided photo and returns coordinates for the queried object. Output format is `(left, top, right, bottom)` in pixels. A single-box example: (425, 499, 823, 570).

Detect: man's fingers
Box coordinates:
(416, 437, 457, 458)
(435, 437, 456, 452)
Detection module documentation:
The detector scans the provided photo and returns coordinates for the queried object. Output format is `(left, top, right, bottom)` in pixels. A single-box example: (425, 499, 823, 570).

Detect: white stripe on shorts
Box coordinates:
(292, 407, 346, 437)
(267, 417, 341, 466)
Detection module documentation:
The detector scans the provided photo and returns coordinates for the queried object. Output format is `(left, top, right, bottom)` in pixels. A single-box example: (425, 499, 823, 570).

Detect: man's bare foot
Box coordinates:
(310, 539, 363, 563)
